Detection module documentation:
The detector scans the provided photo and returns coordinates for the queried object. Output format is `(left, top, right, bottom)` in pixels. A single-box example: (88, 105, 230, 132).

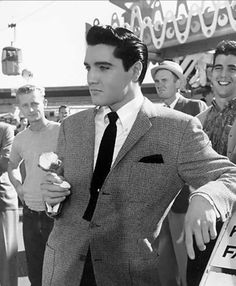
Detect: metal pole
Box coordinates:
(8, 23, 16, 46)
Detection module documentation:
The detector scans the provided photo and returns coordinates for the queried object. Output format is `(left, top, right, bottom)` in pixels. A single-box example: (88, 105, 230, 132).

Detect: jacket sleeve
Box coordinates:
(177, 116, 236, 221)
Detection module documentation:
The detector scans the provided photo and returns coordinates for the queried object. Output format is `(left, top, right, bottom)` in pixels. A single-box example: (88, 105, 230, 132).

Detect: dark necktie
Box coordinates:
(83, 111, 118, 221)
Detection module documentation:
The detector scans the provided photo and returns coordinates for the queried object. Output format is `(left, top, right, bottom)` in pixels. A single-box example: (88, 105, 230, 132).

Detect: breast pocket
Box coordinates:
(121, 162, 170, 202)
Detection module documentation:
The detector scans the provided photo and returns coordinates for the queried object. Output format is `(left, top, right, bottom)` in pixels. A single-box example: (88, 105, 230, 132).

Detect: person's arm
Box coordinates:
(8, 159, 24, 203)
(0, 124, 14, 174)
(177, 116, 236, 259)
(40, 118, 70, 215)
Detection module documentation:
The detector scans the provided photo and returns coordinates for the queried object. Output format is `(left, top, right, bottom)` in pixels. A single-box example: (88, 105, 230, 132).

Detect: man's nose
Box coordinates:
(87, 69, 98, 84)
(220, 67, 229, 77)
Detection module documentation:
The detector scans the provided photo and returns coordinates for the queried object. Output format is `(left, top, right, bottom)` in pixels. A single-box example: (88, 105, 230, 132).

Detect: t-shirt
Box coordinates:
(10, 121, 60, 211)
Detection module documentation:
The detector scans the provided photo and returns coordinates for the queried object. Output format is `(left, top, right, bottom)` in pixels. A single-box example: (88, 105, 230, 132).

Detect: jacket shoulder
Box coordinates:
(196, 106, 212, 125)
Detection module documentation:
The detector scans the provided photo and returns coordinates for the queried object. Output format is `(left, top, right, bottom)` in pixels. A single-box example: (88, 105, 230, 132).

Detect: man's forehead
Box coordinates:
(18, 92, 43, 102)
(154, 69, 175, 78)
(84, 44, 116, 63)
(215, 54, 236, 65)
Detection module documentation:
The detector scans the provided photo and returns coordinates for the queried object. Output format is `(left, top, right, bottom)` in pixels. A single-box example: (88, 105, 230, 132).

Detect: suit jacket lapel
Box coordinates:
(174, 95, 186, 111)
(113, 98, 155, 168)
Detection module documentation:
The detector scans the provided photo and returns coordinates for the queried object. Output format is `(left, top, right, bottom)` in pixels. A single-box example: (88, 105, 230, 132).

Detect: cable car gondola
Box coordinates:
(2, 46, 22, 75)
(1, 23, 22, 76)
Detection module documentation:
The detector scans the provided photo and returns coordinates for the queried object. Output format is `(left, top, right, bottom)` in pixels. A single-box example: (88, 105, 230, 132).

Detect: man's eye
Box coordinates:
(85, 66, 90, 71)
(99, 65, 109, 71)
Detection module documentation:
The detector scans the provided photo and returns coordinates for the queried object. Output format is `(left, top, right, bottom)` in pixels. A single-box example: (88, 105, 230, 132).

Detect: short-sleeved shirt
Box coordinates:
(0, 122, 18, 211)
(203, 98, 236, 156)
(10, 121, 60, 211)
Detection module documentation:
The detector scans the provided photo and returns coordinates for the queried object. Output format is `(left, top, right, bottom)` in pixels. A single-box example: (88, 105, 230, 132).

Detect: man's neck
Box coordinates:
(29, 118, 49, 132)
(164, 94, 178, 107)
(215, 96, 236, 110)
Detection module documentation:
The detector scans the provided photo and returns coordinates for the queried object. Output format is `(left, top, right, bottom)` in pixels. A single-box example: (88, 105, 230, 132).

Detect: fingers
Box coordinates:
(185, 224, 195, 260)
(44, 194, 68, 206)
(209, 219, 217, 240)
(41, 185, 70, 205)
(185, 219, 217, 260)
(41, 172, 71, 206)
(185, 195, 219, 260)
(201, 220, 210, 244)
(44, 172, 63, 184)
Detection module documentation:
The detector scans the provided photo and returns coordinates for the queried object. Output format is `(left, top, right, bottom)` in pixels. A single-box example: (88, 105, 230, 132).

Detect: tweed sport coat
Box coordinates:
(42, 97, 236, 286)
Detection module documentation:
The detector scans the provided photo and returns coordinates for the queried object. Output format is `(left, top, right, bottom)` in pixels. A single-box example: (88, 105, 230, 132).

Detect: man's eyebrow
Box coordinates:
(214, 64, 236, 68)
(95, 61, 113, 66)
(84, 61, 113, 66)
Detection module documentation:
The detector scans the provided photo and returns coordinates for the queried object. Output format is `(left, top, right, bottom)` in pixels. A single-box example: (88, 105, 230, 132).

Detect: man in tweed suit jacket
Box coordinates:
(41, 25, 236, 286)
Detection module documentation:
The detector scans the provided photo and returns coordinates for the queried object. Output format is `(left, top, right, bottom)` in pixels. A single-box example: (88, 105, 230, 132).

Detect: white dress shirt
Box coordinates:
(168, 92, 181, 109)
(94, 95, 144, 169)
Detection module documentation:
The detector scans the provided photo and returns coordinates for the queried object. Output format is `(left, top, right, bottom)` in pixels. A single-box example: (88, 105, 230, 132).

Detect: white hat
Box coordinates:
(151, 60, 186, 88)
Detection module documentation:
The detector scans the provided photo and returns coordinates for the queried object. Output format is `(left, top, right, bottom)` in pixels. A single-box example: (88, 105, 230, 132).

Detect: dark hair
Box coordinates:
(59, 105, 69, 112)
(86, 25, 148, 85)
(213, 40, 236, 65)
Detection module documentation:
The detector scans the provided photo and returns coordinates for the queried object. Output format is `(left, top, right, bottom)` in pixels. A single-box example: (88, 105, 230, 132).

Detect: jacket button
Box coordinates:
(79, 254, 87, 261)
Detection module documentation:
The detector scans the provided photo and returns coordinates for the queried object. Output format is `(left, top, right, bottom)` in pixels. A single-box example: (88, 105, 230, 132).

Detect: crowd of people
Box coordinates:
(1, 24, 236, 286)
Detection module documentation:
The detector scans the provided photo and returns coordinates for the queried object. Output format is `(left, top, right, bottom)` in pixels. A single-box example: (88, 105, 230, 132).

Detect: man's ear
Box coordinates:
(131, 61, 143, 82)
(175, 78, 181, 90)
(44, 98, 48, 107)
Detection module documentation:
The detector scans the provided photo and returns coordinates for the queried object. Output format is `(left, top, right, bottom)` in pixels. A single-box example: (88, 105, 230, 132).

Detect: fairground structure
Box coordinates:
(0, 0, 235, 121)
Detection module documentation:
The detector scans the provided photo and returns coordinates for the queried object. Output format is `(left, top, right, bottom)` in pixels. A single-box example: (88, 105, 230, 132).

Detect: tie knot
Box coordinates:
(107, 111, 118, 124)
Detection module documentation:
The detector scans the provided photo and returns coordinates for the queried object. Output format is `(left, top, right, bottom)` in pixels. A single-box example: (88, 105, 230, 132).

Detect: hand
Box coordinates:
(40, 172, 71, 207)
(184, 195, 218, 260)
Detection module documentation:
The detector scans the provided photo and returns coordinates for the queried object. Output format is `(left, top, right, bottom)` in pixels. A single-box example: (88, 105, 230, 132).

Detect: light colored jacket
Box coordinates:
(43, 98, 236, 286)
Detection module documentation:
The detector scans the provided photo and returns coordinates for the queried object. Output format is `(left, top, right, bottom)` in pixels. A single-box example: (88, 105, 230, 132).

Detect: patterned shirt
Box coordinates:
(203, 98, 236, 156)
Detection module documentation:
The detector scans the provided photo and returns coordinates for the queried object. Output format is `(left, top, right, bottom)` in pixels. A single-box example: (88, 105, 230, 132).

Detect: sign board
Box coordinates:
(200, 212, 236, 286)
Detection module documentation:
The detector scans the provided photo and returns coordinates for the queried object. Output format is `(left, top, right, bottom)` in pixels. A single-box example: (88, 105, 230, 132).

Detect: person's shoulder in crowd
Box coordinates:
(47, 120, 60, 128)
(196, 105, 213, 125)
(0, 121, 14, 130)
(176, 94, 208, 116)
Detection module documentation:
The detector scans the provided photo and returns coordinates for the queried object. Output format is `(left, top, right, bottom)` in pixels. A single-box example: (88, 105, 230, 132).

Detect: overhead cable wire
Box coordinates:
(0, 1, 55, 32)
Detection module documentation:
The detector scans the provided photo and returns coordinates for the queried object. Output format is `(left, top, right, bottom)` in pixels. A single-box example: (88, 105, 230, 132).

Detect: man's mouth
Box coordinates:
(218, 81, 230, 86)
(90, 89, 102, 95)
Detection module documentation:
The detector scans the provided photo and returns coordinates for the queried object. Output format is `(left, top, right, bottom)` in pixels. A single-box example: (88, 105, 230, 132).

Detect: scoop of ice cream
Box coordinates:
(38, 152, 62, 172)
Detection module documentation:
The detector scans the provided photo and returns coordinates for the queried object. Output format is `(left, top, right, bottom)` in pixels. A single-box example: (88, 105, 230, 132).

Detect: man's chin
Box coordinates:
(91, 98, 106, 107)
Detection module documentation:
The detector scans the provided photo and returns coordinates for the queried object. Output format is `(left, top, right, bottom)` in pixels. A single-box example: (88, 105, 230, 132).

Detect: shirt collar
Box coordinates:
(95, 95, 144, 127)
(116, 95, 144, 128)
(211, 97, 236, 112)
(168, 93, 181, 109)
